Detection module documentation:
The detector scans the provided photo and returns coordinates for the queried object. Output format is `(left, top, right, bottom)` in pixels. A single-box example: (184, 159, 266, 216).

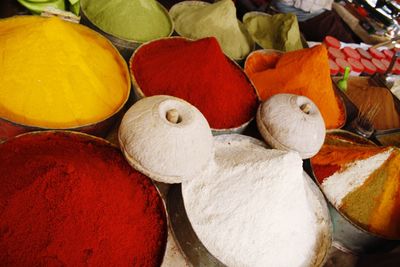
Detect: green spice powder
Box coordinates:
(244, 13, 303, 52)
(169, 0, 253, 60)
(81, 0, 172, 42)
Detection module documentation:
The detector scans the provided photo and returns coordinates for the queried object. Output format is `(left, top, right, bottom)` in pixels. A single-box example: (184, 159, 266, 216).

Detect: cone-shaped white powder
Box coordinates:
(182, 134, 319, 267)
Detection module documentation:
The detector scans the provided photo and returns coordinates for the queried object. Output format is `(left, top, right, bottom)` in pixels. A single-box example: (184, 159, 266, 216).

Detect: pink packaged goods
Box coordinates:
(360, 58, 376, 75)
(342, 47, 361, 60)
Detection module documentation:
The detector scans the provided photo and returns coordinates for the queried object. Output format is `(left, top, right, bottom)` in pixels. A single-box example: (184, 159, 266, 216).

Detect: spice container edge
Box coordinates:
(0, 130, 170, 265)
(79, 1, 174, 62)
(308, 129, 400, 254)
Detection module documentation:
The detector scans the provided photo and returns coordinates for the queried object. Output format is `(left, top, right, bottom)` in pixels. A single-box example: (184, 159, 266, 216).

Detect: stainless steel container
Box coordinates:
(167, 134, 332, 266)
(0, 109, 126, 143)
(307, 130, 400, 254)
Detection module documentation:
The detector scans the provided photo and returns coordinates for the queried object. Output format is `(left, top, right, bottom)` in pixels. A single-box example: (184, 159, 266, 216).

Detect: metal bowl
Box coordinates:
(79, 0, 174, 62)
(129, 36, 259, 135)
(375, 128, 400, 146)
(168, 175, 332, 267)
(307, 129, 400, 254)
(167, 134, 332, 267)
(169, 0, 255, 63)
(0, 19, 131, 143)
(0, 130, 169, 264)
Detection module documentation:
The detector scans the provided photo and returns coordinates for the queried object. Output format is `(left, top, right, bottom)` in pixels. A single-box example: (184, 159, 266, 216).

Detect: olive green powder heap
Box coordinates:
(244, 13, 303, 52)
(81, 0, 172, 42)
(169, 0, 253, 60)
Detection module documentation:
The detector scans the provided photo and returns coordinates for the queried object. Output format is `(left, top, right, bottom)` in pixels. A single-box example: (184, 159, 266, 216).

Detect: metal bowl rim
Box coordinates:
(309, 129, 400, 240)
(0, 130, 170, 263)
(0, 15, 131, 132)
(79, 0, 174, 45)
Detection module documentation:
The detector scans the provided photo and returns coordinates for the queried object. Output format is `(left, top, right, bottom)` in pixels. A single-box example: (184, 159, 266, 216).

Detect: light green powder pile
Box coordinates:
(169, 0, 253, 60)
(244, 13, 303, 52)
(81, 0, 172, 42)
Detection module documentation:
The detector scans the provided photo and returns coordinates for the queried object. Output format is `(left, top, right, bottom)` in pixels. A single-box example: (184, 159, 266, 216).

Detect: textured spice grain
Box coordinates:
(131, 37, 258, 129)
(245, 45, 345, 129)
(0, 132, 166, 266)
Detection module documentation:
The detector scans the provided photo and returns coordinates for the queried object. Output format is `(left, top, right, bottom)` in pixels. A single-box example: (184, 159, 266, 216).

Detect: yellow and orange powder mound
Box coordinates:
(0, 16, 130, 128)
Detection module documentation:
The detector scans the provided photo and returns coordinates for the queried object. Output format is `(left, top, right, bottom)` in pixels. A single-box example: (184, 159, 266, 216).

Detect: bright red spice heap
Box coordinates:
(0, 132, 166, 267)
(131, 37, 259, 129)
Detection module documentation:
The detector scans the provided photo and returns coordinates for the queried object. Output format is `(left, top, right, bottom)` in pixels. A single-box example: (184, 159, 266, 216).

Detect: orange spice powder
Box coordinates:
(311, 144, 390, 166)
(245, 45, 345, 129)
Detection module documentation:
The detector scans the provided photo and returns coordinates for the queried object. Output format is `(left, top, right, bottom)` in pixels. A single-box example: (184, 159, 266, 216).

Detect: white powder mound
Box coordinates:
(182, 134, 319, 267)
(321, 149, 393, 207)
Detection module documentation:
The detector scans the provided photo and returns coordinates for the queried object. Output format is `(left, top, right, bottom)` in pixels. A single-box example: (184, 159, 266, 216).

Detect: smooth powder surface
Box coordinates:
(81, 0, 172, 42)
(0, 16, 129, 128)
(182, 135, 319, 267)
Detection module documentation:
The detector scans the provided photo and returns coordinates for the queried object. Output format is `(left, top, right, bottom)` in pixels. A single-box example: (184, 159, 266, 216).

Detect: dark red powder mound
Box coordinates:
(131, 37, 259, 129)
(0, 132, 167, 267)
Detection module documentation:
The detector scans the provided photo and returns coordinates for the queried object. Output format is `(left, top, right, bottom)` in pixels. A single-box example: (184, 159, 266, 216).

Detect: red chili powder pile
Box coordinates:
(131, 37, 259, 129)
(0, 132, 167, 266)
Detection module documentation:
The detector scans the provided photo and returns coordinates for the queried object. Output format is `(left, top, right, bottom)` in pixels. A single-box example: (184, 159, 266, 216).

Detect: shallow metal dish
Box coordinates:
(79, 0, 174, 61)
(0, 130, 169, 264)
(307, 129, 400, 254)
(168, 134, 332, 267)
(0, 16, 131, 142)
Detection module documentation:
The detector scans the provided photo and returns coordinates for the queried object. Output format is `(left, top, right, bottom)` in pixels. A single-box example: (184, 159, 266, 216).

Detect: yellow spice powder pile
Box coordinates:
(0, 16, 129, 128)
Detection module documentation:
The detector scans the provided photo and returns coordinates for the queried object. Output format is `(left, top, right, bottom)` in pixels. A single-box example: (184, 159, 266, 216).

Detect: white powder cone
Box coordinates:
(182, 134, 320, 267)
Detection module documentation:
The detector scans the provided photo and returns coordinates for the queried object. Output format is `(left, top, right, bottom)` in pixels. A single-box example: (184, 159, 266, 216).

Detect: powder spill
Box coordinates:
(244, 45, 345, 129)
(131, 37, 258, 130)
(169, 0, 253, 60)
(0, 16, 129, 129)
(0, 132, 167, 266)
(81, 0, 172, 42)
(182, 134, 322, 267)
(311, 132, 400, 238)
